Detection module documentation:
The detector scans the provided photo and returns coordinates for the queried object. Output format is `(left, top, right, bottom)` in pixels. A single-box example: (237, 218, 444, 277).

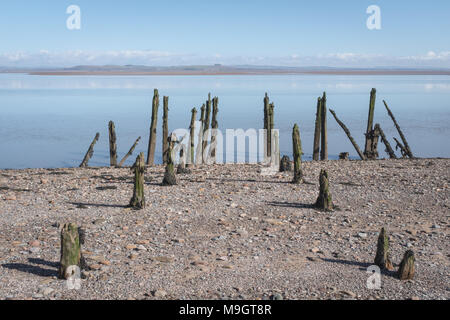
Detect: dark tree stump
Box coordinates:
(374, 227, 394, 270)
(314, 169, 333, 211)
(59, 223, 81, 279)
(129, 152, 146, 209)
(398, 250, 415, 280)
(279, 155, 292, 172)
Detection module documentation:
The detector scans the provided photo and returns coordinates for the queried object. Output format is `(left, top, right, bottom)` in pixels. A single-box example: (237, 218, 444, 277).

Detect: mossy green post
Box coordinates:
(374, 227, 394, 270)
(162, 134, 177, 186)
(398, 250, 415, 280)
(108, 121, 117, 167)
(292, 124, 303, 183)
(313, 97, 322, 161)
(162, 96, 169, 164)
(59, 223, 81, 279)
(130, 152, 146, 209)
(315, 169, 333, 211)
(147, 89, 159, 165)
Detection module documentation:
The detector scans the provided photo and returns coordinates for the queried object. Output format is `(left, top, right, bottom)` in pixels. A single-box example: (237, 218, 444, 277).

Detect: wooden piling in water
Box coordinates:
(80, 133, 100, 168)
(329, 109, 366, 160)
(292, 124, 303, 184)
(188, 108, 197, 167)
(375, 124, 397, 159)
(129, 152, 146, 209)
(383, 100, 414, 158)
(196, 104, 206, 165)
(108, 121, 117, 167)
(203, 93, 212, 155)
(364, 88, 377, 158)
(313, 97, 322, 161)
(118, 137, 141, 167)
(264, 93, 270, 159)
(146, 89, 160, 166)
(210, 97, 219, 163)
(393, 137, 408, 158)
(162, 133, 177, 186)
(320, 92, 328, 161)
(162, 96, 169, 164)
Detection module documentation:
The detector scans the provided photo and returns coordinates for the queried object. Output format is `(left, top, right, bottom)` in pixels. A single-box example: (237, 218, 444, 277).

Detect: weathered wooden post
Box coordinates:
(147, 89, 160, 165)
(59, 223, 81, 279)
(162, 133, 177, 186)
(108, 121, 117, 167)
(118, 137, 141, 167)
(280, 155, 292, 172)
(202, 93, 212, 155)
(314, 169, 333, 211)
(329, 109, 366, 160)
(292, 124, 303, 183)
(188, 108, 197, 167)
(268, 102, 275, 159)
(364, 88, 377, 159)
(398, 250, 415, 280)
(383, 100, 414, 158)
(394, 137, 408, 158)
(313, 97, 322, 161)
(264, 93, 270, 159)
(375, 124, 397, 159)
(210, 97, 219, 163)
(196, 104, 206, 165)
(129, 152, 146, 209)
(162, 96, 169, 164)
(320, 92, 328, 161)
(80, 133, 100, 168)
(374, 227, 394, 270)
(339, 152, 349, 160)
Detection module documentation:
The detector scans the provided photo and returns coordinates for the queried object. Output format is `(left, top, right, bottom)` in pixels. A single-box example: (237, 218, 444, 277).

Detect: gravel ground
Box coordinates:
(0, 158, 448, 300)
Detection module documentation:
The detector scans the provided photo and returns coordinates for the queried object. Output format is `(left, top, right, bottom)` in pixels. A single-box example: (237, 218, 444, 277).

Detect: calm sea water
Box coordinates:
(0, 73, 449, 169)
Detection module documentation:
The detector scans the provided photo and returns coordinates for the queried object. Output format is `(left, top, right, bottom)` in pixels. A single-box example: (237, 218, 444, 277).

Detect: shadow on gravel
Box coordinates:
(2, 262, 58, 277)
(28, 258, 59, 268)
(206, 177, 291, 185)
(69, 202, 128, 208)
(321, 258, 399, 279)
(267, 201, 315, 209)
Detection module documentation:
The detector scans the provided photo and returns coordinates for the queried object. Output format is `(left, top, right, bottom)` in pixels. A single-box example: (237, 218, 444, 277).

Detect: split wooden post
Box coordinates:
(162, 96, 169, 164)
(383, 100, 414, 158)
(196, 104, 206, 165)
(329, 109, 366, 160)
(314, 169, 333, 211)
(108, 121, 118, 167)
(313, 97, 322, 161)
(147, 89, 160, 165)
(188, 108, 197, 167)
(374, 227, 394, 270)
(59, 223, 81, 279)
(375, 124, 397, 159)
(263, 93, 270, 159)
(320, 92, 328, 161)
(202, 93, 212, 155)
(394, 137, 408, 158)
(292, 124, 303, 183)
(398, 250, 415, 280)
(210, 97, 219, 163)
(118, 137, 141, 167)
(162, 133, 177, 186)
(80, 133, 100, 168)
(129, 152, 146, 209)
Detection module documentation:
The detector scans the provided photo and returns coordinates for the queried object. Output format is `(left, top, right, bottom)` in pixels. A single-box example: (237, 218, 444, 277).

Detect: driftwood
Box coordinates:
(383, 100, 414, 158)
(315, 169, 333, 211)
(375, 124, 397, 159)
(313, 97, 322, 161)
(59, 223, 81, 279)
(320, 92, 328, 161)
(129, 152, 146, 209)
(162, 96, 169, 164)
(146, 89, 160, 165)
(80, 133, 99, 167)
(108, 121, 117, 167)
(292, 124, 303, 183)
(118, 137, 141, 167)
(329, 109, 366, 160)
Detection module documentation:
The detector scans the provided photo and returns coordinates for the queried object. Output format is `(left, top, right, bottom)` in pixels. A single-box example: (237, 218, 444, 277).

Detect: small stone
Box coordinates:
(153, 290, 167, 298)
(126, 244, 137, 250)
(270, 293, 283, 300)
(137, 245, 147, 251)
(42, 287, 54, 295)
(29, 240, 40, 247)
(357, 232, 367, 239)
(90, 264, 101, 270)
(340, 290, 356, 298)
(29, 247, 41, 254)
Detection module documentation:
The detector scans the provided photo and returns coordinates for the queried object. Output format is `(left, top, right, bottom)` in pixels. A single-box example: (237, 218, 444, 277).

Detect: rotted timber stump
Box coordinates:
(339, 152, 349, 160)
(279, 155, 292, 172)
(314, 169, 333, 211)
(59, 223, 81, 279)
(162, 134, 177, 186)
(374, 228, 394, 270)
(292, 124, 303, 183)
(129, 152, 146, 209)
(398, 250, 415, 280)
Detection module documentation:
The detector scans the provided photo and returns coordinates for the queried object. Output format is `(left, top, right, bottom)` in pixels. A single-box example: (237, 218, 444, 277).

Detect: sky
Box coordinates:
(0, 0, 449, 68)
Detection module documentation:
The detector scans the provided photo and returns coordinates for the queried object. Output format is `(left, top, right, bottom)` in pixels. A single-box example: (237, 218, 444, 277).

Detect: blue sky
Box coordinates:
(0, 0, 449, 67)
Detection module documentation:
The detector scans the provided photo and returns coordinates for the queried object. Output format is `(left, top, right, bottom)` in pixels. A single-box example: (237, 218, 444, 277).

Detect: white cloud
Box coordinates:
(1, 50, 450, 68)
